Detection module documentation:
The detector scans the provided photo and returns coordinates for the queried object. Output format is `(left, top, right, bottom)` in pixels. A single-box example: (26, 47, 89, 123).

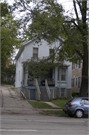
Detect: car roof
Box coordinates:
(72, 97, 88, 101)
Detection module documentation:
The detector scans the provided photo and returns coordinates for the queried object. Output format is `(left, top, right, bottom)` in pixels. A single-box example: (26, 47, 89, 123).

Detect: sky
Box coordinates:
(5, 0, 74, 14)
(4, 0, 75, 20)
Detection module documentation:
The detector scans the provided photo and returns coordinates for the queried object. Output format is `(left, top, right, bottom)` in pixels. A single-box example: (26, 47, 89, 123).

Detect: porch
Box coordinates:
(22, 80, 71, 101)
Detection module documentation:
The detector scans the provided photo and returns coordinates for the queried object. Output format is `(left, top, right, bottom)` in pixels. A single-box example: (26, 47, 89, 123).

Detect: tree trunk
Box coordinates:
(79, 0, 88, 97)
(79, 45, 88, 97)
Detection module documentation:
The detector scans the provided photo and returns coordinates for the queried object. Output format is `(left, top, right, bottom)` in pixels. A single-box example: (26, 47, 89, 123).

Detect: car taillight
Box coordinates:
(69, 103, 75, 107)
(69, 103, 72, 107)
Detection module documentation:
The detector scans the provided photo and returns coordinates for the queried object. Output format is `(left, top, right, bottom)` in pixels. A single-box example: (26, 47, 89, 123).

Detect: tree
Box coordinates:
(62, 0, 88, 97)
(1, 64, 16, 84)
(12, 0, 88, 96)
(1, 2, 21, 80)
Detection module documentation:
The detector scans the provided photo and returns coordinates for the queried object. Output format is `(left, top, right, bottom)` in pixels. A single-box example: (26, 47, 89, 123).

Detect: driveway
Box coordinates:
(0, 85, 38, 115)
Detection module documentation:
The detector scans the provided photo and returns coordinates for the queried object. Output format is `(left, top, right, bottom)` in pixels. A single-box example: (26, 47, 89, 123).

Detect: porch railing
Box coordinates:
(20, 90, 26, 99)
(35, 79, 41, 100)
(45, 79, 51, 100)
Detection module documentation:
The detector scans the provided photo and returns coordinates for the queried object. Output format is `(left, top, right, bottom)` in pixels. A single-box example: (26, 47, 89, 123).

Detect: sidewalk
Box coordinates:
(0, 85, 39, 115)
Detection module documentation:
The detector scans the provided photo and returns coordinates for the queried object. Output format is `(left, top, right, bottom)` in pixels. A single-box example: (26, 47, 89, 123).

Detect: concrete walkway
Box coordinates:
(45, 102, 62, 109)
(0, 85, 39, 115)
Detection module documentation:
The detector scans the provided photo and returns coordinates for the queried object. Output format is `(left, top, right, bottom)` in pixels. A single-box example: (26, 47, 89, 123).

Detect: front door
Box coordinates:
(30, 89, 35, 100)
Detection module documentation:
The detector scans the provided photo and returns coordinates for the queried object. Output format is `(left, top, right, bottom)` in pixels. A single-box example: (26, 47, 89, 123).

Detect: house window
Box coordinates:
(78, 62, 81, 68)
(33, 48, 38, 58)
(71, 78, 74, 87)
(78, 77, 81, 88)
(72, 62, 75, 70)
(61, 88, 65, 97)
(77, 60, 81, 68)
(61, 68, 66, 81)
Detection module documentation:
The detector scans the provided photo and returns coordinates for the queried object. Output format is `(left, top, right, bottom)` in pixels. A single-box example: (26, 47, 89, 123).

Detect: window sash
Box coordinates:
(72, 78, 74, 87)
(33, 48, 38, 58)
(61, 68, 66, 81)
(33, 48, 38, 53)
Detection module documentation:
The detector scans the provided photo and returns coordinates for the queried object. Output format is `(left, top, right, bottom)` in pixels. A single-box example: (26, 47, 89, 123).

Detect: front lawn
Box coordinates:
(51, 98, 70, 109)
(28, 100, 52, 109)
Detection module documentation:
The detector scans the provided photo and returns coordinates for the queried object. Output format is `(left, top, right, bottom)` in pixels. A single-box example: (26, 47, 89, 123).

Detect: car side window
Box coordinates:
(84, 100, 89, 105)
(80, 100, 85, 104)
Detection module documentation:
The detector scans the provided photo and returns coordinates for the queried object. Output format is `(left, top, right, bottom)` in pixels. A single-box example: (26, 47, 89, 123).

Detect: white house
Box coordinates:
(15, 37, 72, 101)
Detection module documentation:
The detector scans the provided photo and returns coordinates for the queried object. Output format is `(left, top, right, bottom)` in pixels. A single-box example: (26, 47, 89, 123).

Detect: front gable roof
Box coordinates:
(15, 36, 64, 60)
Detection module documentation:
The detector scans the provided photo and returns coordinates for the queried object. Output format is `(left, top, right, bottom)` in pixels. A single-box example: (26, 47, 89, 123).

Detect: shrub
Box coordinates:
(72, 91, 79, 97)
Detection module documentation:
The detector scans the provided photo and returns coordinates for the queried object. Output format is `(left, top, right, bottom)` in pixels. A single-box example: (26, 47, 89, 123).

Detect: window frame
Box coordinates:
(61, 68, 66, 81)
(72, 62, 75, 70)
(33, 47, 38, 59)
(71, 78, 75, 87)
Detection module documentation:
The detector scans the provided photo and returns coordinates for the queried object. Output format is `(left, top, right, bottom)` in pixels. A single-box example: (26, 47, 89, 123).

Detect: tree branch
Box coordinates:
(75, 49, 83, 59)
(76, 0, 82, 14)
(73, 0, 80, 22)
(71, 19, 82, 32)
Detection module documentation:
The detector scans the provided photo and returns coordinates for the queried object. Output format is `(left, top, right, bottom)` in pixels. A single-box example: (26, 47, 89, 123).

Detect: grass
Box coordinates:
(51, 98, 70, 109)
(28, 98, 70, 116)
(28, 100, 52, 109)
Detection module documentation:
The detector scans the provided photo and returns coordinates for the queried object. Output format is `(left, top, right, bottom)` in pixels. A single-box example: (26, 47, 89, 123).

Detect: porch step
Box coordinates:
(40, 87, 49, 101)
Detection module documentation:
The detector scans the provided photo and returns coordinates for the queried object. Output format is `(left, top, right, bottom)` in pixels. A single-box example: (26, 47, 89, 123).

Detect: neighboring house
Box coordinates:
(71, 61, 82, 93)
(15, 38, 72, 101)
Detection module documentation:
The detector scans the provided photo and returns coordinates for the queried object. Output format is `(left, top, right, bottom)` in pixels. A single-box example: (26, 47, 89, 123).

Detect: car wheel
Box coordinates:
(75, 110, 84, 118)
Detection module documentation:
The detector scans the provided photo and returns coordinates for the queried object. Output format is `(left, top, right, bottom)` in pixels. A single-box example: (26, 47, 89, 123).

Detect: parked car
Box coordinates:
(63, 97, 89, 118)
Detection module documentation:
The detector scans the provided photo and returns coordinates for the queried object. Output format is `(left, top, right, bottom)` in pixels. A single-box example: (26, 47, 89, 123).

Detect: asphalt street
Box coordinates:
(0, 85, 89, 135)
